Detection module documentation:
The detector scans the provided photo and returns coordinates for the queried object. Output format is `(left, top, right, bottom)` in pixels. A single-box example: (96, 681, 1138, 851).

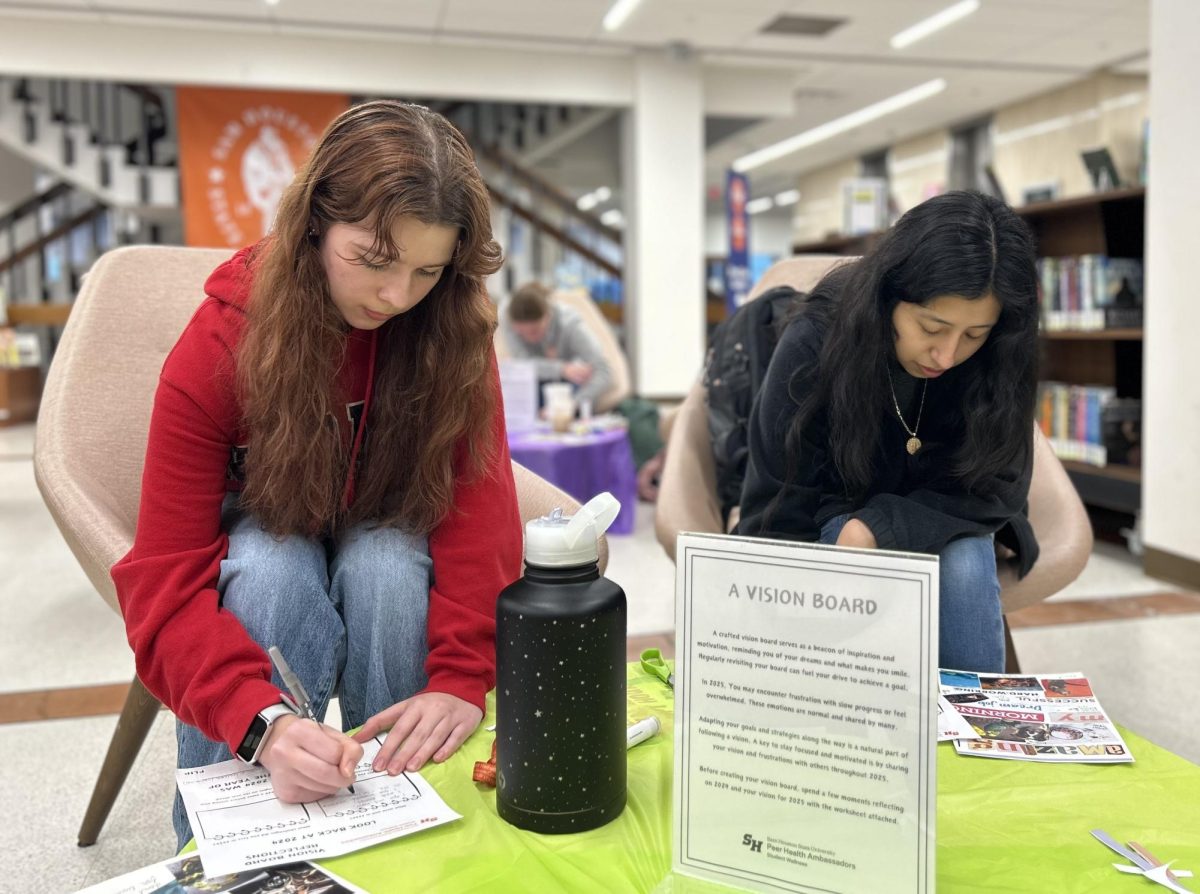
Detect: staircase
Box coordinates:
(0, 77, 179, 211)
(0, 84, 625, 337)
(0, 77, 185, 389)
(433, 101, 626, 326)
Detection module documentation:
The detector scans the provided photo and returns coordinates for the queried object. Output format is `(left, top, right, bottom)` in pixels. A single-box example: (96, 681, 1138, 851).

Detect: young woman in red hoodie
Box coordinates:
(111, 100, 523, 846)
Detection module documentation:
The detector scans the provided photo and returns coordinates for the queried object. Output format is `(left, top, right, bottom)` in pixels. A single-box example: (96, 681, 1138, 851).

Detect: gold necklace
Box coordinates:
(886, 366, 928, 456)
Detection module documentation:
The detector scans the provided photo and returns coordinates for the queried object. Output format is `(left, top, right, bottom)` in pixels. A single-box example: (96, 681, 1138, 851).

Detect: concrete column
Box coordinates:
(622, 50, 705, 399)
(1143, 0, 1200, 580)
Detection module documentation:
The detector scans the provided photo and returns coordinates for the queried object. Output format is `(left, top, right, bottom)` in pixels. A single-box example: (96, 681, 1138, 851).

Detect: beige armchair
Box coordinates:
(654, 256, 1092, 671)
(35, 245, 597, 846)
(495, 286, 632, 413)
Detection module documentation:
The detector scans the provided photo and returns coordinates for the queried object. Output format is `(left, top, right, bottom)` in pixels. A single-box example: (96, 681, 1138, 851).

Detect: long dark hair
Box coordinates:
(237, 100, 503, 536)
(781, 190, 1039, 502)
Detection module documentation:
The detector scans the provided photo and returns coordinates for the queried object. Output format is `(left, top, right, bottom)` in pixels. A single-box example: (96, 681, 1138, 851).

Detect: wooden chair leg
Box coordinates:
(77, 675, 161, 847)
(1003, 617, 1021, 674)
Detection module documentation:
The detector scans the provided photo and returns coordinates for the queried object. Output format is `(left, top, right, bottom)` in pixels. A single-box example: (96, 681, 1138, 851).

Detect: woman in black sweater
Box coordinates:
(737, 191, 1041, 672)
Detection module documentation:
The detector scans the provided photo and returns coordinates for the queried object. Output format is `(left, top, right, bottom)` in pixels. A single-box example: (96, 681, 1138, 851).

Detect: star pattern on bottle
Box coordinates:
(496, 588, 626, 832)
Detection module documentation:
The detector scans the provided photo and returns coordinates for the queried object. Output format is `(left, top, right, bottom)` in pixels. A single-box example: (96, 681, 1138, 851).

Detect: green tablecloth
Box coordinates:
(217, 665, 1200, 892)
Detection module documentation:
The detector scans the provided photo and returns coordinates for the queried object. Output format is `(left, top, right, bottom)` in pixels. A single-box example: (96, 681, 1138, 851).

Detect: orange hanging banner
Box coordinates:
(177, 86, 349, 248)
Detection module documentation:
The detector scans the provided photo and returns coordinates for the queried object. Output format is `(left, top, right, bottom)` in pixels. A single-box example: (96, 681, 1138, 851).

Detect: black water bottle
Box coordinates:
(496, 493, 626, 834)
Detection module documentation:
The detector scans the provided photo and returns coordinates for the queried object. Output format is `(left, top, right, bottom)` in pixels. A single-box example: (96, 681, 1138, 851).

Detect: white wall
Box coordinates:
(622, 52, 704, 398)
(792, 158, 859, 245)
(705, 207, 798, 260)
(888, 130, 948, 215)
(1143, 0, 1200, 566)
(992, 72, 1148, 203)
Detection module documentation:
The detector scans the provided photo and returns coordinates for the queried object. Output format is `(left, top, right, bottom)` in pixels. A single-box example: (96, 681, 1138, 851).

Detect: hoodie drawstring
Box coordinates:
(341, 328, 377, 510)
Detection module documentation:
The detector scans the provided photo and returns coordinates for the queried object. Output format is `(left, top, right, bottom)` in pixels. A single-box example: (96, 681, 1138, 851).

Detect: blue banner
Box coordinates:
(724, 169, 751, 315)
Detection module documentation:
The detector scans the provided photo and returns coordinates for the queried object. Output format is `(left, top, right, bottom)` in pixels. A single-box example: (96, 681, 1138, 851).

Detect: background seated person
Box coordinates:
(500, 281, 613, 411)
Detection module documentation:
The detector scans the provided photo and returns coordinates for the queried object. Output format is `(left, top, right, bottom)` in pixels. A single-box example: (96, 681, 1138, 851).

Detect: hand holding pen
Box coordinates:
(265, 646, 360, 797)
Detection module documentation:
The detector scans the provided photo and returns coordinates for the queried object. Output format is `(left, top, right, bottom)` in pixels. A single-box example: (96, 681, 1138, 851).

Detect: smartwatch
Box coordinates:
(235, 701, 297, 765)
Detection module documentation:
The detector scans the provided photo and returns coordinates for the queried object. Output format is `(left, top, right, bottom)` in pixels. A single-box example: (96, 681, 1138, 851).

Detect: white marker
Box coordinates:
(627, 716, 661, 749)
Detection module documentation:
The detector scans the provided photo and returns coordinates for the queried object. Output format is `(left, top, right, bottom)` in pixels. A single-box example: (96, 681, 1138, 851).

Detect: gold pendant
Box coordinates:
(906, 436, 922, 455)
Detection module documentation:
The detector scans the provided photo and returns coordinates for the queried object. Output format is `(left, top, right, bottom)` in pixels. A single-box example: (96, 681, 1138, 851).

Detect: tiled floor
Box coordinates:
(2, 421, 1197, 893)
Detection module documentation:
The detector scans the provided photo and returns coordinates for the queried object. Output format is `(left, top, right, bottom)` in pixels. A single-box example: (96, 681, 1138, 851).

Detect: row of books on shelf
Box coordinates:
(1037, 255, 1143, 332)
(1037, 382, 1141, 469)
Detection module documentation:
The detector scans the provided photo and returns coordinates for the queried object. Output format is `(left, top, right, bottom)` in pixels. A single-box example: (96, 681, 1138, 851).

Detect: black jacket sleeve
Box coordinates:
(736, 317, 831, 542)
(852, 446, 1035, 562)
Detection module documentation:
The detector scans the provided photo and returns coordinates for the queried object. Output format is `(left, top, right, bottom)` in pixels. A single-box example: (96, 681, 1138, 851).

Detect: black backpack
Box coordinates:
(704, 286, 806, 524)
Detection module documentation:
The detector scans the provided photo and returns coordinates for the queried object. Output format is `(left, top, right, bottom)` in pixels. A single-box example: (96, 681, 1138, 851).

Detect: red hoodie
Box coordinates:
(112, 247, 523, 755)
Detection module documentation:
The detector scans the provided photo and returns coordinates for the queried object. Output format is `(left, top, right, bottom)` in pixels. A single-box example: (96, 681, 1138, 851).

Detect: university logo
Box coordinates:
(177, 88, 348, 248)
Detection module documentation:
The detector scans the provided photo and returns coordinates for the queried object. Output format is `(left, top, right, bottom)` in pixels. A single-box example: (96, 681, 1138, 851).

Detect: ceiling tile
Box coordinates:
(273, 0, 442, 30)
(441, 0, 605, 41)
(999, 0, 1147, 13)
(609, 7, 774, 47)
(1004, 24, 1148, 70)
(93, 0, 270, 22)
(0, 0, 91, 6)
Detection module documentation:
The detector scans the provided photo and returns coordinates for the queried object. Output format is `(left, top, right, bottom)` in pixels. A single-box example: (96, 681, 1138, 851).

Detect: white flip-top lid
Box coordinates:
(524, 492, 621, 567)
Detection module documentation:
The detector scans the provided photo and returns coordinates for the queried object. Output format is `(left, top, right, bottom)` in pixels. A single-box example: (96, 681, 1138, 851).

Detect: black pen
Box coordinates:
(268, 645, 356, 794)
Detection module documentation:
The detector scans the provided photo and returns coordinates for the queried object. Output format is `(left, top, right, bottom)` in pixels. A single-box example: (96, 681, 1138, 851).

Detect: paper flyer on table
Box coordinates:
(177, 737, 460, 878)
(498, 358, 538, 433)
(673, 533, 939, 894)
(939, 669, 1134, 763)
(937, 695, 980, 742)
(74, 853, 366, 894)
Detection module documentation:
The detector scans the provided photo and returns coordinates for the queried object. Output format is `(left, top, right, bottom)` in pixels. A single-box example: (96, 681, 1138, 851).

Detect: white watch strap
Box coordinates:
(250, 701, 300, 764)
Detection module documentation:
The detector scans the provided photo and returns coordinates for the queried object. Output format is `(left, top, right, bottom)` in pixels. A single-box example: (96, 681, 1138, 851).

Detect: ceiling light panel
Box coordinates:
(602, 0, 644, 31)
(271, 0, 441, 28)
(891, 0, 980, 50)
(732, 78, 948, 173)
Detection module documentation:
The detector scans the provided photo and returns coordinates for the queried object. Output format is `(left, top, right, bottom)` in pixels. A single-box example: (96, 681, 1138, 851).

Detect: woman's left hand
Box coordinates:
(836, 518, 878, 549)
(352, 692, 483, 774)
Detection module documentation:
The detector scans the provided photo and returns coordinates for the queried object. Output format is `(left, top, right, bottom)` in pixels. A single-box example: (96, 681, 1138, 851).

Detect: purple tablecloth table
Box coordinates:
(507, 426, 638, 534)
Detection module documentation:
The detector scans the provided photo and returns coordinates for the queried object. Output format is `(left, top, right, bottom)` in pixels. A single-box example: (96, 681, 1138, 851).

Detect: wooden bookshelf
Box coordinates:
(792, 187, 1146, 258)
(1032, 188, 1145, 518)
(1016, 186, 1146, 219)
(1061, 460, 1141, 483)
(1042, 328, 1142, 341)
(1018, 187, 1145, 258)
(0, 366, 41, 426)
(6, 304, 72, 327)
(1061, 461, 1141, 515)
(792, 231, 883, 255)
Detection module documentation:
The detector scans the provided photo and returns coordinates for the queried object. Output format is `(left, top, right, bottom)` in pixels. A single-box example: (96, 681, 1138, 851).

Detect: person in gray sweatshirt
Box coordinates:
(499, 281, 613, 410)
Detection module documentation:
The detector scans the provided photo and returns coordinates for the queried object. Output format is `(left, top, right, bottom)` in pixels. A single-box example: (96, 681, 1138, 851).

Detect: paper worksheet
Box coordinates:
(177, 737, 460, 878)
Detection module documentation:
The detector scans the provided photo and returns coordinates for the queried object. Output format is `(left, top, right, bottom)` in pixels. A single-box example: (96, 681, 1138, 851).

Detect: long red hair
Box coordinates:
(236, 100, 503, 536)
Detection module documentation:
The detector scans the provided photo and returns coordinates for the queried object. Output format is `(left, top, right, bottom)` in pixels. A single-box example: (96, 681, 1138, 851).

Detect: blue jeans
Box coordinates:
(172, 500, 431, 848)
(819, 514, 1004, 674)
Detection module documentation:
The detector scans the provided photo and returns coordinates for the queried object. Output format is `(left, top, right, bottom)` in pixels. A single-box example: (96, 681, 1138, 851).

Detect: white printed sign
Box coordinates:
(673, 533, 938, 893)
